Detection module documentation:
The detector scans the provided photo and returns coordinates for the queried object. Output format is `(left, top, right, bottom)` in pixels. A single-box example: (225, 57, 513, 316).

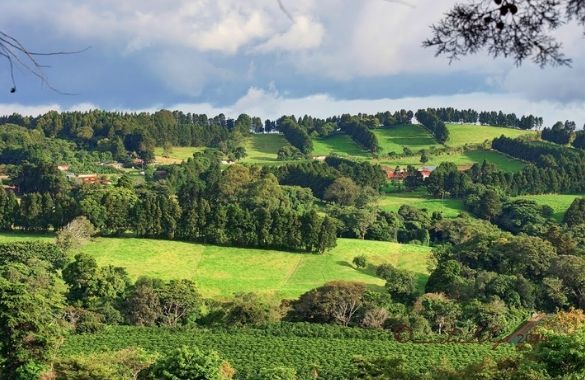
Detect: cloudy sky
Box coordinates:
(0, 0, 584, 125)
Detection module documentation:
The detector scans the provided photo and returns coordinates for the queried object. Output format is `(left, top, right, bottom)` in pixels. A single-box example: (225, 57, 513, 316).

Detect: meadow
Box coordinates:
(0, 234, 431, 299)
(312, 134, 370, 158)
(154, 146, 205, 164)
(377, 149, 525, 172)
(372, 124, 439, 154)
(60, 325, 516, 378)
(512, 194, 583, 222)
(445, 124, 535, 147)
(377, 192, 465, 218)
(242, 134, 289, 164)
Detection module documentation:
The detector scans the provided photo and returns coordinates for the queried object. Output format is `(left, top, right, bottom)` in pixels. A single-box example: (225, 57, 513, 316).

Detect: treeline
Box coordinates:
(0, 124, 118, 173)
(540, 120, 585, 150)
(0, 110, 253, 161)
(276, 116, 313, 154)
(427, 138, 585, 197)
(338, 114, 380, 152)
(415, 109, 450, 143)
(272, 157, 386, 199)
(426, 107, 542, 130)
(0, 153, 338, 253)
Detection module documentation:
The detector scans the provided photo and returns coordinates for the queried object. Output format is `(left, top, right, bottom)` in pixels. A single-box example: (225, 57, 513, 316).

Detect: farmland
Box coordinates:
(60, 325, 516, 378)
(242, 134, 289, 164)
(372, 124, 439, 154)
(312, 134, 370, 158)
(154, 146, 205, 164)
(0, 233, 431, 299)
(512, 194, 583, 222)
(445, 124, 535, 147)
(377, 192, 465, 218)
(377, 149, 525, 172)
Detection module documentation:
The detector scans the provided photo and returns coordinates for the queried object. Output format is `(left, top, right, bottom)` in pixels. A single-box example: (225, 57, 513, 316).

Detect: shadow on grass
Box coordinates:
(336, 261, 381, 279)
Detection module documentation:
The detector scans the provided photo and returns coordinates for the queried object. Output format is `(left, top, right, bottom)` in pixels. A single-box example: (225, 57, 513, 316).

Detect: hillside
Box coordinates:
(0, 234, 431, 299)
(445, 124, 535, 147)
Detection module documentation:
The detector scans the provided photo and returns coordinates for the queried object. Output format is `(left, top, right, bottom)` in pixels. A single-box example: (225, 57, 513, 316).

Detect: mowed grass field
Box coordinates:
(377, 149, 525, 173)
(446, 124, 535, 147)
(512, 194, 583, 222)
(312, 134, 370, 158)
(0, 234, 431, 299)
(372, 124, 440, 154)
(377, 192, 465, 218)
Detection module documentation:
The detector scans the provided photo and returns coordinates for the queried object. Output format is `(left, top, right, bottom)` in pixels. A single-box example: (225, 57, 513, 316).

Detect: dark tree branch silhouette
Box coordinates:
(424, 0, 585, 67)
(0, 30, 88, 94)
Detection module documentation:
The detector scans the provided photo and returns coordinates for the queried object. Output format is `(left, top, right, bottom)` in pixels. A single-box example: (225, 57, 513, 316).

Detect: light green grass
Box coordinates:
(154, 146, 205, 163)
(312, 134, 371, 158)
(511, 194, 584, 222)
(446, 124, 535, 147)
(0, 234, 431, 299)
(241, 134, 290, 164)
(372, 125, 440, 154)
(377, 149, 525, 173)
(377, 192, 465, 218)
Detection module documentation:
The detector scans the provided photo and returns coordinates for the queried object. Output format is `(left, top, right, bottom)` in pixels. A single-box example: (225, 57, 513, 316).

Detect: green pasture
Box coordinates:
(377, 192, 465, 218)
(377, 149, 525, 172)
(445, 124, 535, 147)
(372, 124, 440, 154)
(312, 134, 370, 158)
(512, 194, 584, 222)
(0, 234, 431, 300)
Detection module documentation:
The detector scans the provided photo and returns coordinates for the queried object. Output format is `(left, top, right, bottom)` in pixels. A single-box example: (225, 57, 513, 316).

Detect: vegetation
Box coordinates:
(0, 234, 431, 299)
(59, 324, 516, 378)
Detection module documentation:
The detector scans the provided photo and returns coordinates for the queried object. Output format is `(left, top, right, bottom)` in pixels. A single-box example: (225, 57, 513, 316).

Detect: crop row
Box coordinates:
(60, 325, 517, 378)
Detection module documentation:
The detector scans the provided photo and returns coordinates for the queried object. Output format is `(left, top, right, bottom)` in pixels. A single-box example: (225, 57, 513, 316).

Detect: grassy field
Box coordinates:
(446, 124, 535, 147)
(0, 234, 431, 299)
(512, 194, 583, 222)
(372, 125, 440, 154)
(242, 134, 290, 164)
(377, 149, 525, 173)
(377, 192, 465, 218)
(154, 146, 205, 164)
(312, 134, 370, 158)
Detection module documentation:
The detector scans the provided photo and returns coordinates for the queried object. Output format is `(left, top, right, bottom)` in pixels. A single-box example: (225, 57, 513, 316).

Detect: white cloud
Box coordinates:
(255, 16, 324, 52)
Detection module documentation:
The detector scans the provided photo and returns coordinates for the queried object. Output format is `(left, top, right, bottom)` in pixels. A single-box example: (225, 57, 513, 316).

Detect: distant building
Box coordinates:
(57, 164, 70, 172)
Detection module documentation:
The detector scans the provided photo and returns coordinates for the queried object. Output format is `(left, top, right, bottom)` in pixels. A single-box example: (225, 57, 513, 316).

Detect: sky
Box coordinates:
(0, 0, 584, 125)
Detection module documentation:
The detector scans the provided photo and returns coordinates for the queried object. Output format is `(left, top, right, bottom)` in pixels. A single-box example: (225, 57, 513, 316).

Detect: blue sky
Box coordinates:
(0, 0, 584, 125)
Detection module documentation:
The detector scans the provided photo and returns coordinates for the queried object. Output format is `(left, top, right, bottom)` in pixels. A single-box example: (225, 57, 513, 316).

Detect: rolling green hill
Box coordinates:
(312, 134, 370, 158)
(377, 149, 526, 172)
(372, 124, 439, 154)
(0, 234, 431, 299)
(446, 124, 535, 147)
(242, 134, 289, 164)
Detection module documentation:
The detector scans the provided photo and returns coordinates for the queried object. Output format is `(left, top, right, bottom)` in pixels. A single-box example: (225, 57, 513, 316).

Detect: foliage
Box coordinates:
(144, 346, 231, 380)
(0, 260, 67, 378)
(424, 0, 584, 66)
(60, 324, 516, 379)
(56, 216, 96, 252)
